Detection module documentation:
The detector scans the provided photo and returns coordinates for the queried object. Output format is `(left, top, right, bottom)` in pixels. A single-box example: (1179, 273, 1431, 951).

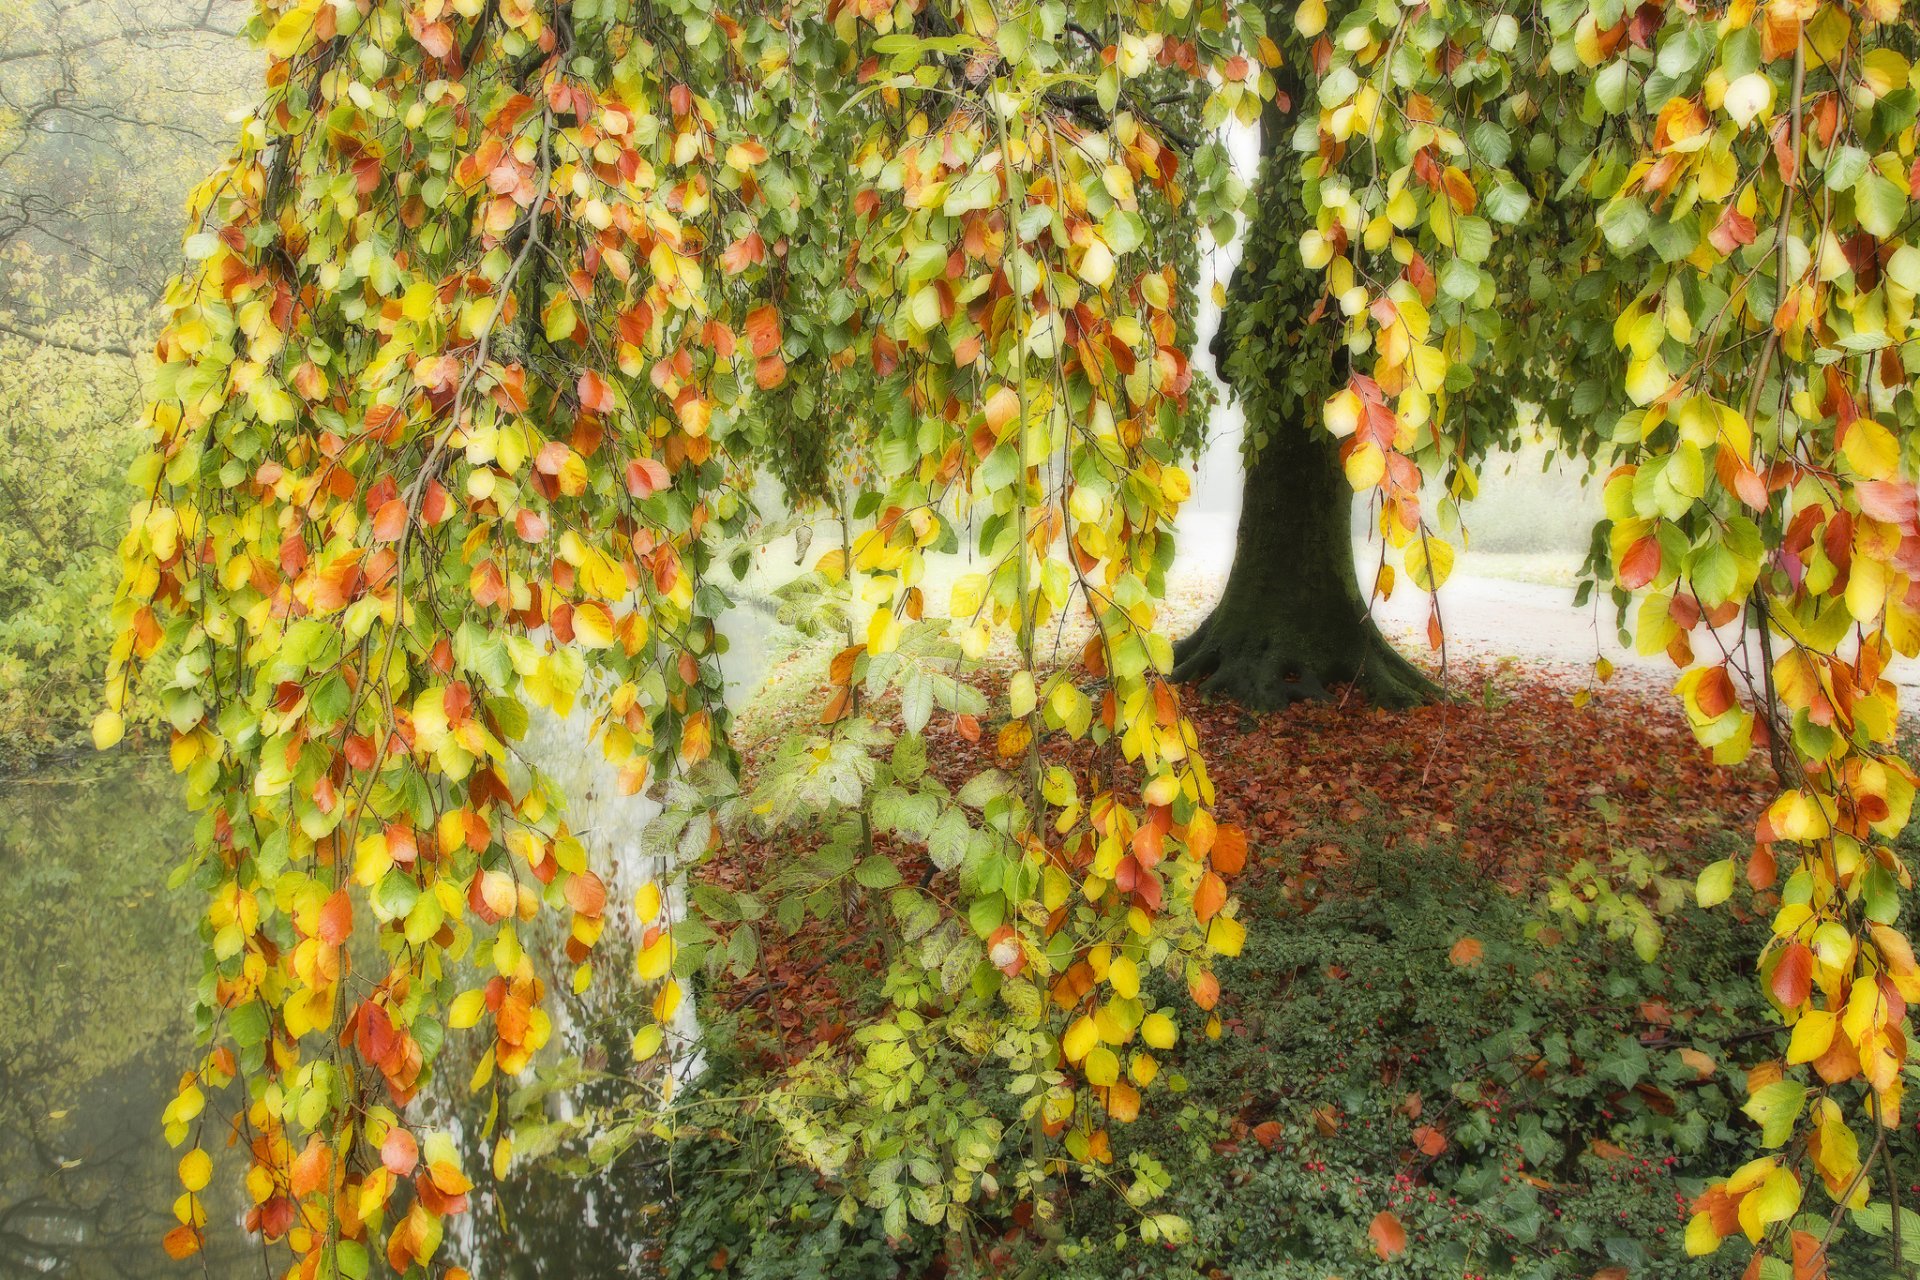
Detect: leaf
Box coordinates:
(1368, 1210, 1408, 1258)
(855, 856, 903, 890)
(1193, 872, 1227, 923)
(626, 457, 670, 498)
(1743, 1080, 1808, 1147)
(1695, 859, 1735, 908)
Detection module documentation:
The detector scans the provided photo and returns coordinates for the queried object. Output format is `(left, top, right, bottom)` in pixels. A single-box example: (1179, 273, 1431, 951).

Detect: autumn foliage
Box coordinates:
(100, 0, 1920, 1273)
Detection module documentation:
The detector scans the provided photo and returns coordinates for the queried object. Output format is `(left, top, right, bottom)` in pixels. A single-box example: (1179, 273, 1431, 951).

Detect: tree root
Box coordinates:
(1171, 610, 1438, 713)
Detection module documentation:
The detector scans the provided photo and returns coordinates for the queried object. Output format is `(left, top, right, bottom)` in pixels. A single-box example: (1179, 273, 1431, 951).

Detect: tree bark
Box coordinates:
(1173, 410, 1436, 710)
(1176, 45, 1438, 713)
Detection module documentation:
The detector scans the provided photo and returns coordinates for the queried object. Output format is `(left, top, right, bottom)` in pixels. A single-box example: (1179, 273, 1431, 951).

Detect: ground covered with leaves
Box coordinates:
(12, 658, 1896, 1279)
(603, 660, 1920, 1280)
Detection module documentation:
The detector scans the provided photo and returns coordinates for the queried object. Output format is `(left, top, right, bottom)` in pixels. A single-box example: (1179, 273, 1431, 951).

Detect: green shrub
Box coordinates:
(654, 811, 1920, 1279)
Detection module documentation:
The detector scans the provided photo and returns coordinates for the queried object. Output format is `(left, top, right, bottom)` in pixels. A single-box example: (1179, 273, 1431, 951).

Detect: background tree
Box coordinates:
(0, 0, 248, 763)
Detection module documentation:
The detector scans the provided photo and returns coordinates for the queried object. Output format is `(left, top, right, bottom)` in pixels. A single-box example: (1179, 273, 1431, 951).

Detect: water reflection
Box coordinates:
(0, 755, 254, 1277)
(0, 600, 780, 1278)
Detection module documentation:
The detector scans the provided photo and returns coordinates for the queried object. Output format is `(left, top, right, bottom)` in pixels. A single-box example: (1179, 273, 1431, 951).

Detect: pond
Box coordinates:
(0, 753, 668, 1278)
(0, 602, 783, 1279)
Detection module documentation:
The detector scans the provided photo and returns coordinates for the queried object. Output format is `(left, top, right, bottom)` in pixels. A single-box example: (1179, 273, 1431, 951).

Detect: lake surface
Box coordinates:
(0, 599, 787, 1279)
(0, 753, 680, 1278)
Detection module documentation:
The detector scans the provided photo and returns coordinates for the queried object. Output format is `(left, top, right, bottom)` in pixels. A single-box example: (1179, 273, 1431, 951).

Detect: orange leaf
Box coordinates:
(577, 369, 615, 413)
(1790, 1230, 1830, 1280)
(371, 498, 408, 542)
(1412, 1123, 1447, 1156)
(744, 304, 781, 358)
(564, 870, 607, 917)
(829, 644, 865, 687)
(318, 889, 353, 946)
(1193, 871, 1227, 923)
(626, 457, 670, 499)
(1211, 823, 1248, 876)
(983, 385, 1021, 434)
(1368, 1210, 1408, 1259)
(162, 1226, 202, 1260)
(290, 1136, 330, 1197)
(382, 1128, 419, 1177)
(1448, 936, 1484, 967)
(1252, 1120, 1282, 1149)
(1679, 1048, 1718, 1080)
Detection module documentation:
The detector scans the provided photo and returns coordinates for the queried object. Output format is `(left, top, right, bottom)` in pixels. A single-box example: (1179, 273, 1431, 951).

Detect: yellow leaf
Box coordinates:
(263, 0, 320, 59)
(1063, 1014, 1099, 1063)
(1843, 418, 1900, 481)
(636, 933, 675, 982)
(178, 1149, 212, 1193)
(1009, 671, 1036, 719)
(1786, 1009, 1837, 1065)
(1684, 1211, 1721, 1256)
(91, 709, 125, 750)
(1405, 538, 1455, 591)
(1085, 1046, 1120, 1087)
(1344, 441, 1387, 490)
(448, 990, 487, 1029)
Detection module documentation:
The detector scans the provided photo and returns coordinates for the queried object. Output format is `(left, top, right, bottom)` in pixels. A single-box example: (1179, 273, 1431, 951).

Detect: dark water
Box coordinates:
(0, 756, 661, 1279)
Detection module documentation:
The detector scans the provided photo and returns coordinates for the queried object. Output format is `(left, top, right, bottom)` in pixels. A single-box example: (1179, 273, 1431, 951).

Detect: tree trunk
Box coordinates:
(1174, 411, 1436, 711)
(1176, 51, 1438, 713)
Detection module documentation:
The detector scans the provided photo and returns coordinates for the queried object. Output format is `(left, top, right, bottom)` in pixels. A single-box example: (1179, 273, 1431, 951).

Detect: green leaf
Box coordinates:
(1695, 858, 1735, 908)
(1855, 171, 1906, 239)
(1742, 1079, 1806, 1147)
(855, 855, 903, 890)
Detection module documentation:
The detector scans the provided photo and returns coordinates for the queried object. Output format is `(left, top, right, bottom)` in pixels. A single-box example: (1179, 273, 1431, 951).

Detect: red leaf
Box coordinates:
(1772, 941, 1813, 1007)
(1619, 535, 1661, 589)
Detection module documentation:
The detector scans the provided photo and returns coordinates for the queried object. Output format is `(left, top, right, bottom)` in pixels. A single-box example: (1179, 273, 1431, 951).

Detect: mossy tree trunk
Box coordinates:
(1174, 68, 1436, 712)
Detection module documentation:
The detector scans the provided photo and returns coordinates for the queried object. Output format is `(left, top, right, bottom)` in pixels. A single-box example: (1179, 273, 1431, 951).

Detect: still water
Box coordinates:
(0, 608, 777, 1279)
(0, 754, 664, 1279)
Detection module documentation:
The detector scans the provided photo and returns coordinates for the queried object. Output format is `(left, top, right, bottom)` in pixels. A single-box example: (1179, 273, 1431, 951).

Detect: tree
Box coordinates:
(99, 0, 1920, 1273)
(0, 2, 252, 761)
(1176, 82, 1441, 710)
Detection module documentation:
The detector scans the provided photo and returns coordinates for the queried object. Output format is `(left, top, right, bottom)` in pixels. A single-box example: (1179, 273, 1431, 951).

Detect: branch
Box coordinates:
(0, 318, 136, 359)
